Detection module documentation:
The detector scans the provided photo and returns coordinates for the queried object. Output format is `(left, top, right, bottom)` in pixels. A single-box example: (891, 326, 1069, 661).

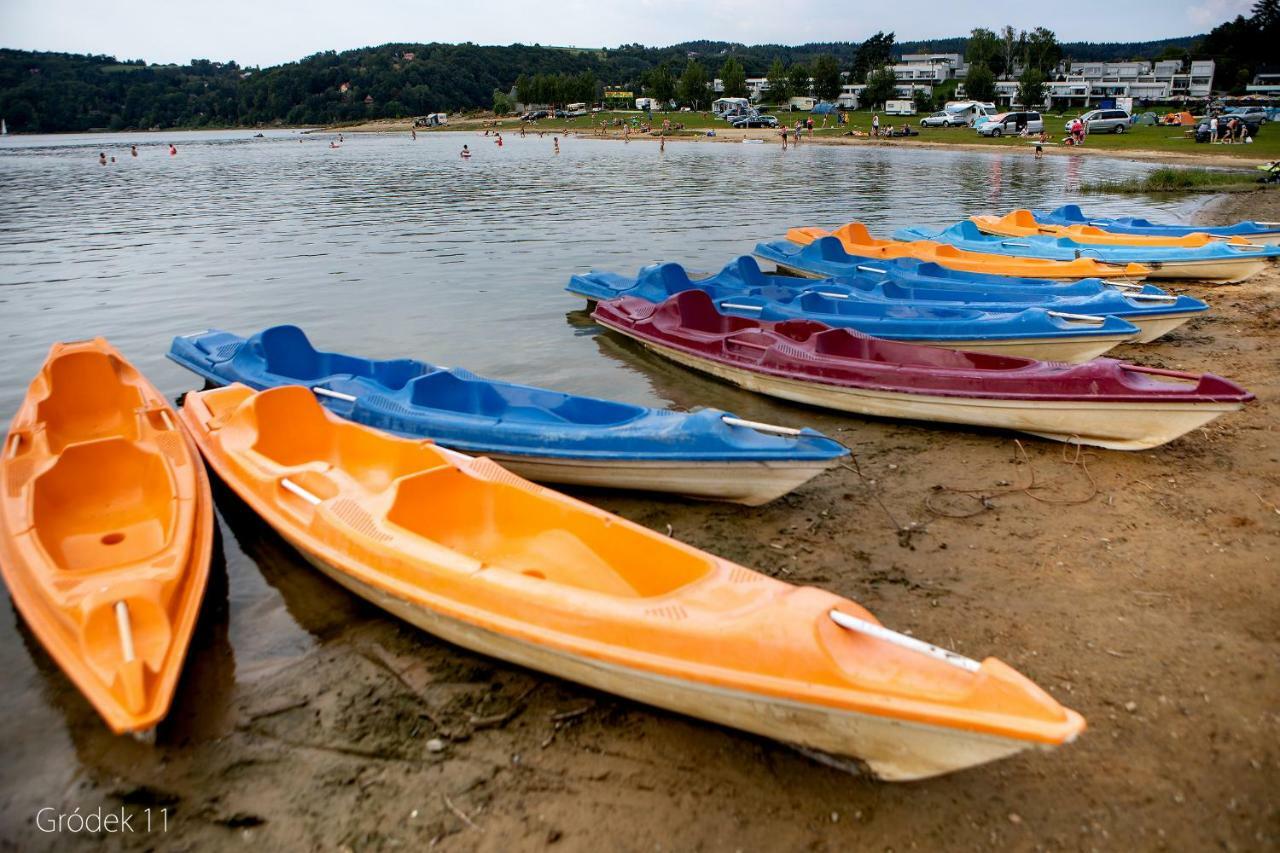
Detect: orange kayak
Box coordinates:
(973, 209, 1253, 247)
(0, 340, 213, 734)
(181, 383, 1085, 780)
(787, 223, 1150, 281)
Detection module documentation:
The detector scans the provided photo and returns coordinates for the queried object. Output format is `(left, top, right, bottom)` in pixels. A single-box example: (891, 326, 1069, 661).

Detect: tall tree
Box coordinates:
(1016, 68, 1046, 109)
(1023, 27, 1061, 75)
(1000, 26, 1018, 79)
(766, 58, 789, 103)
(852, 31, 896, 83)
(964, 62, 996, 102)
(787, 63, 811, 99)
(719, 57, 748, 99)
(811, 54, 843, 101)
(647, 62, 675, 108)
(966, 28, 1001, 74)
(677, 59, 709, 109)
(860, 67, 897, 109)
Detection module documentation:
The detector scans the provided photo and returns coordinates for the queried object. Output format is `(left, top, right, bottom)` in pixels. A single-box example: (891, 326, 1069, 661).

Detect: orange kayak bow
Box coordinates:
(181, 383, 1084, 780)
(788, 223, 1150, 281)
(0, 339, 213, 733)
(973, 209, 1255, 247)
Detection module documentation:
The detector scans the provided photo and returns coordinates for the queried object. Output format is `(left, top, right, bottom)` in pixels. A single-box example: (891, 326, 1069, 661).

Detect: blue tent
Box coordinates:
(812, 101, 838, 115)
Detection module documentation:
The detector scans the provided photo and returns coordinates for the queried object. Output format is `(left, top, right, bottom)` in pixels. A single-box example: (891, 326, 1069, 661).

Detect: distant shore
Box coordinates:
(335, 116, 1273, 170)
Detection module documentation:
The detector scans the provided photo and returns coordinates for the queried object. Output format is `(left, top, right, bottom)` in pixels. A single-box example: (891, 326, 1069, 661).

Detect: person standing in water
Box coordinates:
(98, 152, 107, 165)
(554, 137, 560, 154)
(660, 134, 665, 152)
(496, 133, 503, 147)
(411, 128, 417, 140)
(169, 144, 177, 156)
(780, 125, 788, 150)
(461, 144, 471, 158)
(130, 145, 138, 157)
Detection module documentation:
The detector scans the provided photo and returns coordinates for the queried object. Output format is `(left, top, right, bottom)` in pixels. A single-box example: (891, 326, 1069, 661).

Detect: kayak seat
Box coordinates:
(37, 350, 144, 453)
(670, 290, 759, 335)
(256, 325, 327, 380)
(387, 466, 714, 598)
(31, 438, 177, 573)
(408, 371, 509, 418)
(549, 395, 645, 426)
(771, 320, 829, 343)
(831, 223, 878, 248)
(815, 236, 851, 262)
(248, 386, 448, 490)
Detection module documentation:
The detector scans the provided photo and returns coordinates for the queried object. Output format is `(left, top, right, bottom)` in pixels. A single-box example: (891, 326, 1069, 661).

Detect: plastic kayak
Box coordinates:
(894, 221, 1280, 283)
(754, 236, 1165, 296)
(168, 325, 846, 506)
(578, 266, 1136, 362)
(786, 223, 1150, 281)
(592, 291, 1254, 450)
(972, 209, 1258, 247)
(1034, 204, 1280, 246)
(180, 382, 1086, 780)
(0, 339, 213, 733)
(571, 257, 1206, 344)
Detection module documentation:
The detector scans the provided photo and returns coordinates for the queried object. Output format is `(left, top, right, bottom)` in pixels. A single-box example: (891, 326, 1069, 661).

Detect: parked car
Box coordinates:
(732, 114, 778, 128)
(976, 111, 1044, 137)
(1225, 107, 1268, 124)
(1195, 116, 1262, 143)
(521, 110, 549, 121)
(1065, 109, 1131, 134)
(921, 111, 967, 128)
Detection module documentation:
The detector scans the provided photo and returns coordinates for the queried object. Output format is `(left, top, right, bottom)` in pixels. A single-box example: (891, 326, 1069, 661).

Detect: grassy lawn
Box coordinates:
(1081, 166, 1272, 193)
(524, 108, 1280, 160)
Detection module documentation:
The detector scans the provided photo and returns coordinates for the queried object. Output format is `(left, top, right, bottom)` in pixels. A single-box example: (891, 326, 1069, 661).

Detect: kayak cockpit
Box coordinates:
(36, 350, 144, 452)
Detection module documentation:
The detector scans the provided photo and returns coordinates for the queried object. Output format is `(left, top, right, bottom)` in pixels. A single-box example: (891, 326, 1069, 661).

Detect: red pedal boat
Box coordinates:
(592, 291, 1253, 450)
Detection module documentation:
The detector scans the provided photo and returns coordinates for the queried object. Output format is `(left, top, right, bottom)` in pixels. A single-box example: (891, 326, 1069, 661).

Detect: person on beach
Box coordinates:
(130, 145, 138, 157)
(872, 114, 880, 137)
(1209, 115, 1218, 142)
(99, 151, 107, 165)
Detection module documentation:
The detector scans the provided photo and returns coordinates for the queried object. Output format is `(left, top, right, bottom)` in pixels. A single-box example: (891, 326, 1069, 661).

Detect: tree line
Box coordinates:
(0, 17, 1267, 133)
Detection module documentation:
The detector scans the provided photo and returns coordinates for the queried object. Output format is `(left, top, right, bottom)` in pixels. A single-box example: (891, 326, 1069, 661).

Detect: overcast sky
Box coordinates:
(1, 0, 1254, 67)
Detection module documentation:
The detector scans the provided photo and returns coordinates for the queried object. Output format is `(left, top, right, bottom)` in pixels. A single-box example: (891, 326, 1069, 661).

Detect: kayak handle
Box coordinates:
(6, 433, 21, 458)
(855, 265, 887, 274)
(1047, 310, 1107, 324)
(1120, 364, 1200, 381)
(281, 477, 323, 506)
(721, 415, 804, 437)
(313, 386, 357, 403)
(1000, 240, 1032, 247)
(720, 302, 764, 311)
(1123, 293, 1178, 303)
(115, 601, 136, 663)
(829, 610, 981, 673)
(1101, 279, 1142, 290)
(812, 291, 850, 299)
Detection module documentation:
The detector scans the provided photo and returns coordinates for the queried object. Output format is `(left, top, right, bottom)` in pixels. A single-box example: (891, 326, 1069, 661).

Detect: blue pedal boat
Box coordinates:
(1034, 205, 1280, 246)
(894, 221, 1280, 283)
(752, 236, 1170, 297)
(168, 325, 848, 505)
(571, 256, 1205, 343)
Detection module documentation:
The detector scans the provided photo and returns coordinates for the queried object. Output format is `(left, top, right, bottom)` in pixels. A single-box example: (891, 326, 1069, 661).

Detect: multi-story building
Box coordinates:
(1245, 68, 1280, 95)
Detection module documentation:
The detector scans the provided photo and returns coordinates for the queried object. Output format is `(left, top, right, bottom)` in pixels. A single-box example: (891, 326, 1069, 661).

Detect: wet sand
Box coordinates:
(1, 193, 1277, 850)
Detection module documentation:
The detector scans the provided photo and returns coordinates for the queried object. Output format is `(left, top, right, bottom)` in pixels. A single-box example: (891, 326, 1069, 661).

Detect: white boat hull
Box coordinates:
(610, 332, 1244, 450)
(1138, 256, 1271, 283)
(292, 540, 1050, 781)
(486, 453, 840, 506)
(1125, 311, 1199, 343)
(763, 257, 1148, 283)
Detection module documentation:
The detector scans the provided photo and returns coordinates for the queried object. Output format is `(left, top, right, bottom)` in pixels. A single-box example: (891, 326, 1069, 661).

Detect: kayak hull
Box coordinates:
(297, 541, 1048, 781)
(610, 331, 1244, 450)
(487, 453, 841, 506)
(0, 339, 213, 734)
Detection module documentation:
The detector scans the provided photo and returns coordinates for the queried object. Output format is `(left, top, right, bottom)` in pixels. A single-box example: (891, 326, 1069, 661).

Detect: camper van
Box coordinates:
(712, 97, 751, 118)
(884, 100, 916, 116)
(788, 97, 816, 111)
(944, 101, 994, 127)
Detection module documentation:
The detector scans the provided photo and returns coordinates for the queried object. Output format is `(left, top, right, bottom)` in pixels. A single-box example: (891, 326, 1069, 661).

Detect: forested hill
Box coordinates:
(0, 34, 1210, 133)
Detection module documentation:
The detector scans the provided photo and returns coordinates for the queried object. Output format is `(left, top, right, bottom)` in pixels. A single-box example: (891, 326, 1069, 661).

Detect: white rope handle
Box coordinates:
(281, 477, 322, 506)
(855, 265, 887, 274)
(721, 415, 804, 436)
(115, 601, 136, 663)
(1123, 293, 1178, 303)
(1047, 310, 1106, 324)
(1101, 279, 1143, 290)
(829, 610, 980, 672)
(720, 302, 764, 311)
(312, 386, 357, 402)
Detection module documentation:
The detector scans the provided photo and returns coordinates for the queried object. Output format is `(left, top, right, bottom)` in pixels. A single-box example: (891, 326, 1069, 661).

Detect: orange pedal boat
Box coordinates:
(972, 209, 1254, 247)
(787, 223, 1150, 281)
(0, 339, 213, 734)
(180, 383, 1085, 780)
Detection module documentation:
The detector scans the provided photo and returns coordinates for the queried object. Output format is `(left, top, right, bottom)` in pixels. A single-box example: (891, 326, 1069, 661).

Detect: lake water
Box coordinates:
(0, 128, 1200, 809)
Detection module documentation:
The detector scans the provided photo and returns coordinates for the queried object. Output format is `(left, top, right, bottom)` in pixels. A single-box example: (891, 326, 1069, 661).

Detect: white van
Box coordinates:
(884, 100, 916, 116)
(944, 101, 994, 127)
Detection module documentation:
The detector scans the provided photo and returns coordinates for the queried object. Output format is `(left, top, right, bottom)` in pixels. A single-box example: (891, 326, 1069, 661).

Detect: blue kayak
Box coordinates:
(752, 236, 1170, 297)
(571, 256, 1204, 343)
(168, 325, 848, 505)
(1035, 204, 1280, 244)
(894, 221, 1280, 282)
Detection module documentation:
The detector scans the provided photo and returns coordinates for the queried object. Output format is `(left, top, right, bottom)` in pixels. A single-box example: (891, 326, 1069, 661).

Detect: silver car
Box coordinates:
(921, 111, 967, 128)
(976, 111, 1044, 137)
(1067, 109, 1132, 134)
